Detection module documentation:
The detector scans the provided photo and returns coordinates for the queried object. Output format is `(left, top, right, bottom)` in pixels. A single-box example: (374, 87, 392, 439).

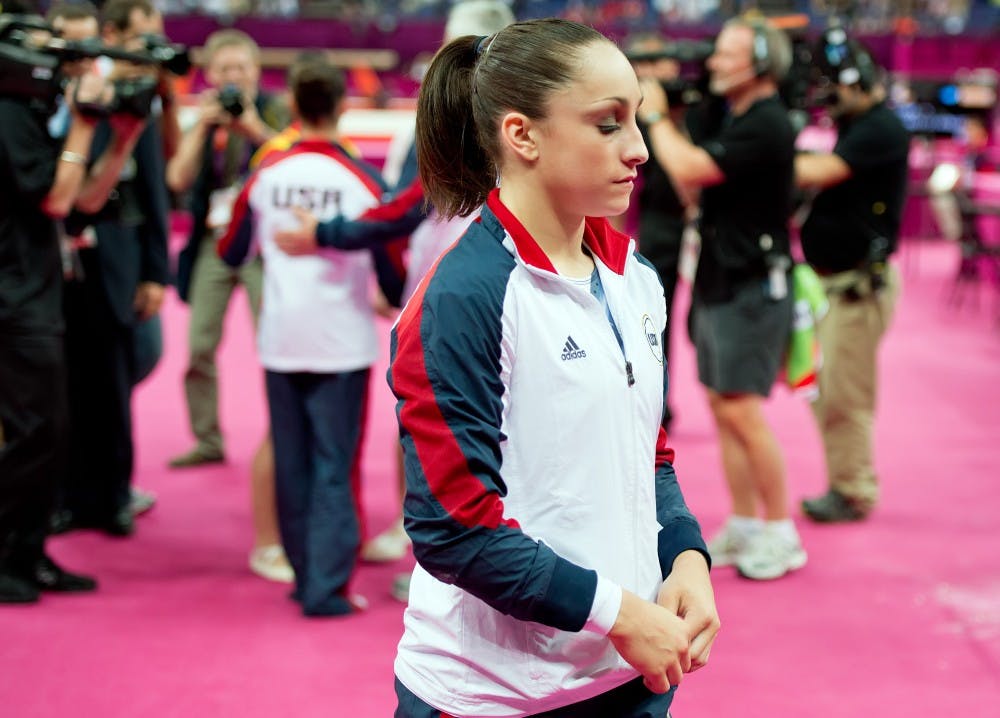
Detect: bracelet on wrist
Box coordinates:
(59, 150, 88, 166)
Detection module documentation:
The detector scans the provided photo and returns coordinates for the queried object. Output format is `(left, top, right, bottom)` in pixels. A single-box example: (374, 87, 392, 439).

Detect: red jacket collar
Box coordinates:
(485, 189, 632, 276)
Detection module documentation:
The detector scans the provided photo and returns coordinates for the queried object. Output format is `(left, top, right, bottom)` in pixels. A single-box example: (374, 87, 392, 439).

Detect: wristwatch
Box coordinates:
(641, 111, 665, 126)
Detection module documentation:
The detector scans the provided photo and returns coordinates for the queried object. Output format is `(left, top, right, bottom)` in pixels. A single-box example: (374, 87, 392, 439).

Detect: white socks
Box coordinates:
(765, 518, 800, 544)
(728, 515, 764, 537)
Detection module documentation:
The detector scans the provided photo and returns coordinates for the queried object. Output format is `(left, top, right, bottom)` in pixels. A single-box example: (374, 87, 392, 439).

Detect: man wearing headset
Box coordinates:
(794, 29, 909, 523)
(639, 17, 804, 581)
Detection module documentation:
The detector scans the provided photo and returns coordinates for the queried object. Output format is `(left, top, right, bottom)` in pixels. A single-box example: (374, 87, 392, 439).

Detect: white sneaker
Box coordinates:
(361, 519, 410, 563)
(249, 545, 295, 583)
(736, 527, 807, 581)
(129, 488, 157, 517)
(707, 522, 754, 567)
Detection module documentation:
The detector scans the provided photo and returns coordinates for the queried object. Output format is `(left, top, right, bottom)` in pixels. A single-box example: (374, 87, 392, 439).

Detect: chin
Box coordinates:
(599, 199, 630, 219)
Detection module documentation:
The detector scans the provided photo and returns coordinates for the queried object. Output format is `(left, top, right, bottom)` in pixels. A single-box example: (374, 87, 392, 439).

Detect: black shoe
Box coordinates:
(104, 508, 135, 537)
(50, 508, 134, 537)
(49, 509, 76, 535)
(0, 572, 40, 603)
(801, 489, 869, 523)
(34, 556, 97, 593)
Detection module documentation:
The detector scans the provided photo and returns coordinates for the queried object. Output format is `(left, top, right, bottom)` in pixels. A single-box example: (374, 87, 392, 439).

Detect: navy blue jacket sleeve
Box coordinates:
(370, 242, 405, 307)
(134, 122, 170, 285)
(315, 141, 426, 250)
(315, 177, 427, 250)
(654, 425, 710, 577)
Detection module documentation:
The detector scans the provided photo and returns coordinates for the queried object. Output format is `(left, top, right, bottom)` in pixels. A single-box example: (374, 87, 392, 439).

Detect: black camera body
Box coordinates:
(658, 77, 708, 109)
(140, 33, 191, 76)
(0, 37, 63, 109)
(109, 75, 159, 117)
(217, 84, 244, 117)
(0, 15, 189, 115)
(625, 39, 715, 65)
(626, 40, 714, 109)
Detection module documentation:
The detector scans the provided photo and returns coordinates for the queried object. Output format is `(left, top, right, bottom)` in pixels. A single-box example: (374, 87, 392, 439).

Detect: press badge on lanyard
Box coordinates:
(760, 234, 789, 300)
(207, 185, 240, 237)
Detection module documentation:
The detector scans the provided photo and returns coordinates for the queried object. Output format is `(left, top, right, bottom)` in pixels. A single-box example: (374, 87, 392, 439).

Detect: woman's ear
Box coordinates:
(499, 111, 539, 163)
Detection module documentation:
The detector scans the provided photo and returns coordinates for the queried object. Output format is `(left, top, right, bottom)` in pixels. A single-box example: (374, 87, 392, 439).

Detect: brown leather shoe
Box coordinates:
(167, 447, 225, 469)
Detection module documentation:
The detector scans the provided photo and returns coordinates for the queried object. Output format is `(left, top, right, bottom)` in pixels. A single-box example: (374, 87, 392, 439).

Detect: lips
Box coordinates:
(614, 175, 637, 184)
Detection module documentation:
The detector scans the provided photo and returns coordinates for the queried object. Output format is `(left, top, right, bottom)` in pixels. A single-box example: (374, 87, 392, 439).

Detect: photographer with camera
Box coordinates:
(795, 29, 909, 523)
(0, 2, 146, 603)
(47, 0, 170, 537)
(638, 17, 805, 581)
(166, 29, 288, 473)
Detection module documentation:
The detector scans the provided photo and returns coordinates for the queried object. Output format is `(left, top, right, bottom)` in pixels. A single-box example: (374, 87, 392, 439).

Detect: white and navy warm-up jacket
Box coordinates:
(389, 189, 708, 717)
(218, 138, 403, 372)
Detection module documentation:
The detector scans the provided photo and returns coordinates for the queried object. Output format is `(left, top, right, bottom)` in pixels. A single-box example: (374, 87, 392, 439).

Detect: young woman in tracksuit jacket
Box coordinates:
(218, 60, 403, 617)
(388, 19, 719, 718)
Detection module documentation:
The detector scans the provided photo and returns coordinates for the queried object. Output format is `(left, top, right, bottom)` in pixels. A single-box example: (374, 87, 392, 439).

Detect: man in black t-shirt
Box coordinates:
(639, 17, 804, 581)
(795, 33, 909, 523)
(0, 34, 145, 603)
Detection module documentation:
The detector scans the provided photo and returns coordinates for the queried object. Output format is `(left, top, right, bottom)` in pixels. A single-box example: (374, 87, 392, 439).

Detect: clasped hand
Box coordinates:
(608, 550, 719, 693)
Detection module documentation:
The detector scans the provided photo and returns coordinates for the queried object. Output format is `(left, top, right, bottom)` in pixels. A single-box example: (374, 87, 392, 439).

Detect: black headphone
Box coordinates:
(819, 27, 877, 91)
(748, 18, 772, 77)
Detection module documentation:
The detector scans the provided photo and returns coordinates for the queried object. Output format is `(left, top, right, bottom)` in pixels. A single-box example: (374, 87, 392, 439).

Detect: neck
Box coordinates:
(298, 119, 339, 143)
(728, 78, 777, 116)
(854, 93, 878, 115)
(497, 179, 593, 277)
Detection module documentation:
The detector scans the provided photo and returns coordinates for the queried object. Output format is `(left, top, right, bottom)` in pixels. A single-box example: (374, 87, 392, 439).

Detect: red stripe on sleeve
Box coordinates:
(655, 425, 676, 469)
(216, 175, 256, 260)
(361, 177, 424, 222)
(391, 282, 519, 531)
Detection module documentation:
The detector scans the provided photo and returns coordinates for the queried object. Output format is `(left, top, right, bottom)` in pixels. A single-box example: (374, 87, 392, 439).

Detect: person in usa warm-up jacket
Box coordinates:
(388, 19, 719, 718)
(219, 59, 403, 616)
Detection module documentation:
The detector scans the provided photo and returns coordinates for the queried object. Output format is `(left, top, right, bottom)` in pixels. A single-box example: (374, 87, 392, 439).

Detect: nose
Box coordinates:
(625, 120, 649, 168)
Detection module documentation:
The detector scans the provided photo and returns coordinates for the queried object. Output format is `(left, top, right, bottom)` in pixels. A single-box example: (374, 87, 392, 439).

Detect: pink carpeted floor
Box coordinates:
(2, 239, 999, 717)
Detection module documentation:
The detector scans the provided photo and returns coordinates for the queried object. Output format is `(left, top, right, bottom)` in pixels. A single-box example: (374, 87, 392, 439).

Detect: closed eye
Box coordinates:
(598, 124, 621, 135)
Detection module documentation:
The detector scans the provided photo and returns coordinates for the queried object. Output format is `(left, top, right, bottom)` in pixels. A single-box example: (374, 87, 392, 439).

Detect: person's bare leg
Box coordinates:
(708, 390, 757, 517)
(251, 434, 281, 548)
(360, 439, 410, 563)
(247, 434, 294, 582)
(713, 393, 789, 520)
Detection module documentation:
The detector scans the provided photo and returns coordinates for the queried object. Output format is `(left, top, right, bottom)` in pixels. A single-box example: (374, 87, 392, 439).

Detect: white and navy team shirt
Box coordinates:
(219, 138, 403, 373)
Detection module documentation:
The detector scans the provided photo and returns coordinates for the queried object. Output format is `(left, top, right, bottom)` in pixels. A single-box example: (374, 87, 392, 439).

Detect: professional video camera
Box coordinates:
(625, 39, 714, 108)
(0, 14, 190, 116)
